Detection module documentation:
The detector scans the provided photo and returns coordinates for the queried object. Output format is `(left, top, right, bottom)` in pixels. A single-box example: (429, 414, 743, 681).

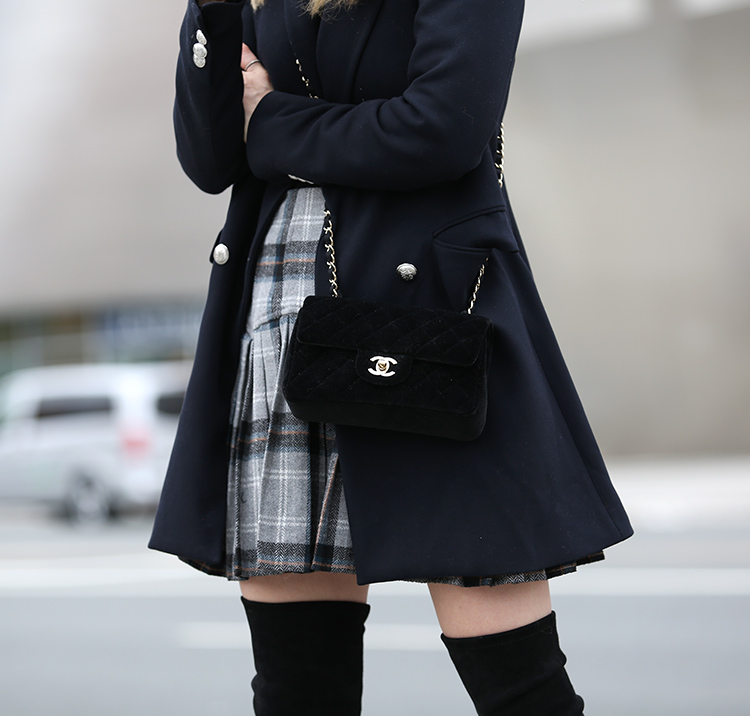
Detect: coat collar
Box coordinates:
(284, 0, 384, 103)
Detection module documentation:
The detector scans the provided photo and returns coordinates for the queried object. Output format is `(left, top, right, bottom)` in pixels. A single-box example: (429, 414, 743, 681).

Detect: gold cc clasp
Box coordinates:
(368, 355, 398, 378)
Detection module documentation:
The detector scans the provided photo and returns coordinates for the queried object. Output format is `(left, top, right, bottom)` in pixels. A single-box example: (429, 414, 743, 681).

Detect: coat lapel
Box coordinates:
(318, 0, 384, 102)
(284, 0, 324, 97)
(284, 0, 384, 103)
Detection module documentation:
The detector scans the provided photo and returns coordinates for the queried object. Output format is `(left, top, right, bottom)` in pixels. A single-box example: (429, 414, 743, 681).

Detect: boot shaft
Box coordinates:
(441, 611, 585, 716)
(242, 598, 371, 716)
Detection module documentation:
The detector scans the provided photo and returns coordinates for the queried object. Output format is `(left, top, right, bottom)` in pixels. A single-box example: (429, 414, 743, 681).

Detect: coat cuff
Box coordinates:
(245, 90, 332, 185)
(191, 0, 245, 40)
(199, 0, 246, 26)
(182, 0, 245, 81)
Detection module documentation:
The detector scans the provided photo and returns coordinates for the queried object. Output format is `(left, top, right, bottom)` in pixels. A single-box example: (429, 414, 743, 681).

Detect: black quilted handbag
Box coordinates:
(281, 211, 493, 441)
(281, 60, 499, 441)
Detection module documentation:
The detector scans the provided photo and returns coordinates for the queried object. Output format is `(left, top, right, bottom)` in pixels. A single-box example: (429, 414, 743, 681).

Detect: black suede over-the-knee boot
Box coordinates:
(241, 597, 371, 716)
(441, 611, 584, 716)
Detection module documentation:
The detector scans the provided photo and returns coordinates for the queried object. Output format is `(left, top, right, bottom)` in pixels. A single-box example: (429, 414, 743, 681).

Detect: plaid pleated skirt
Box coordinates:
(217, 187, 602, 586)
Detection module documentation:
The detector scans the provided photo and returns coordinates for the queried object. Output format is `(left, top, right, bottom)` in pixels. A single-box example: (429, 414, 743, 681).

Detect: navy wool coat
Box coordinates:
(149, 0, 633, 585)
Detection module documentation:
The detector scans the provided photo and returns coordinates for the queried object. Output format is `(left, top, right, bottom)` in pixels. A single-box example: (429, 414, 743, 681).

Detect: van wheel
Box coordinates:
(64, 477, 112, 525)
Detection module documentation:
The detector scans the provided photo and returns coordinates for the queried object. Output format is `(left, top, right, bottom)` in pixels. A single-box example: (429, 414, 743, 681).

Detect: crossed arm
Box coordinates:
(178, 0, 523, 193)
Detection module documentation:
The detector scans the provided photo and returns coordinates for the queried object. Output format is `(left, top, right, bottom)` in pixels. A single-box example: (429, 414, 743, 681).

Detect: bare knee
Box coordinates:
(429, 579, 551, 638)
(239, 571, 369, 604)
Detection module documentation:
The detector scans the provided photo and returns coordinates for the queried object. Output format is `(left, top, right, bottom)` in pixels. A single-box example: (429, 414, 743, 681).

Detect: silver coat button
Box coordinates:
(396, 263, 417, 281)
(193, 43, 208, 59)
(213, 243, 229, 265)
(193, 54, 207, 68)
(196, 30, 207, 46)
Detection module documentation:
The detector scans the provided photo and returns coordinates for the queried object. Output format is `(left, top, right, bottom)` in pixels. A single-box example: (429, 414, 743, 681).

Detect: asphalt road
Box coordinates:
(1, 458, 749, 715)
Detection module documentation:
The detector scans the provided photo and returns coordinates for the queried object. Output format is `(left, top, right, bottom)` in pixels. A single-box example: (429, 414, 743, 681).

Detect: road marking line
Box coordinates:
(2, 567, 750, 597)
(176, 621, 444, 651)
(373, 569, 750, 597)
(0, 568, 198, 589)
(365, 623, 444, 651)
(550, 567, 750, 596)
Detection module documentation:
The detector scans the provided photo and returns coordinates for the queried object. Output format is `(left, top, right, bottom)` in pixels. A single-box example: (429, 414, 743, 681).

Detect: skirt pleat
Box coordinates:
(224, 188, 355, 579)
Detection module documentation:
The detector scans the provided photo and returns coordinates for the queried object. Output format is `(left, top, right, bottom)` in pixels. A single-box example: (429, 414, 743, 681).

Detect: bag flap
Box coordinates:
(294, 296, 492, 367)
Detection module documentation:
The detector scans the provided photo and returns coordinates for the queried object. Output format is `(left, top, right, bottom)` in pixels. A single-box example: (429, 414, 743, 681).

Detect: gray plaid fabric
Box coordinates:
(217, 186, 598, 586)
(225, 188, 355, 578)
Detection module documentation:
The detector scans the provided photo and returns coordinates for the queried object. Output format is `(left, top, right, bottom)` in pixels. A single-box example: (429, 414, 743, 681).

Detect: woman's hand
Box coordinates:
(241, 45, 274, 141)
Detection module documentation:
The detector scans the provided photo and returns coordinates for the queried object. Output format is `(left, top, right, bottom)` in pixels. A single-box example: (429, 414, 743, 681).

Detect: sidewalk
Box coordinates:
(607, 455, 750, 532)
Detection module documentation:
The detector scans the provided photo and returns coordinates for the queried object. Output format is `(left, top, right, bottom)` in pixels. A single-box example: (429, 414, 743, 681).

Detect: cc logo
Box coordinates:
(368, 355, 398, 378)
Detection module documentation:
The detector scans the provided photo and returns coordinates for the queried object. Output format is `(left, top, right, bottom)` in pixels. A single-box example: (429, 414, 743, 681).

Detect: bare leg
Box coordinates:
(429, 579, 551, 637)
(239, 570, 369, 603)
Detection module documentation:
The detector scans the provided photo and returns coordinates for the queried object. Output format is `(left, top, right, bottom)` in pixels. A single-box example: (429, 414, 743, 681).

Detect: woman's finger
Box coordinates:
(239, 44, 273, 141)
(241, 43, 258, 71)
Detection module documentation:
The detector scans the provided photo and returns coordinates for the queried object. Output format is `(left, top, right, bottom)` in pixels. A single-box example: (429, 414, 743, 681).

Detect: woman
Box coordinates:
(150, 0, 633, 713)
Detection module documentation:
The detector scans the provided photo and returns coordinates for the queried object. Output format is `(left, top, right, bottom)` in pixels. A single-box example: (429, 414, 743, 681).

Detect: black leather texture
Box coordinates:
(282, 296, 493, 441)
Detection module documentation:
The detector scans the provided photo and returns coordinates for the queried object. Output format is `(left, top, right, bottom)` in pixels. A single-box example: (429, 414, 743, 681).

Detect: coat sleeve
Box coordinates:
(246, 0, 524, 192)
(173, 0, 251, 194)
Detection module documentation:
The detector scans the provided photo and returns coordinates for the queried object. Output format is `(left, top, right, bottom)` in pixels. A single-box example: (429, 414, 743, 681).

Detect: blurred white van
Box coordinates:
(0, 362, 191, 523)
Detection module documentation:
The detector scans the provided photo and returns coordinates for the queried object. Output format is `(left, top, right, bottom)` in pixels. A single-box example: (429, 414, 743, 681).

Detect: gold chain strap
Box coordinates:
(295, 59, 319, 100)
(323, 209, 339, 298)
(297, 57, 494, 313)
(466, 263, 485, 316)
(495, 122, 505, 189)
(323, 207, 485, 312)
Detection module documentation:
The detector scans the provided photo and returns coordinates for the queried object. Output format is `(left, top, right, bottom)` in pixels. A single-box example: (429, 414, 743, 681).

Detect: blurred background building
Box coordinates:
(1, 0, 748, 456)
